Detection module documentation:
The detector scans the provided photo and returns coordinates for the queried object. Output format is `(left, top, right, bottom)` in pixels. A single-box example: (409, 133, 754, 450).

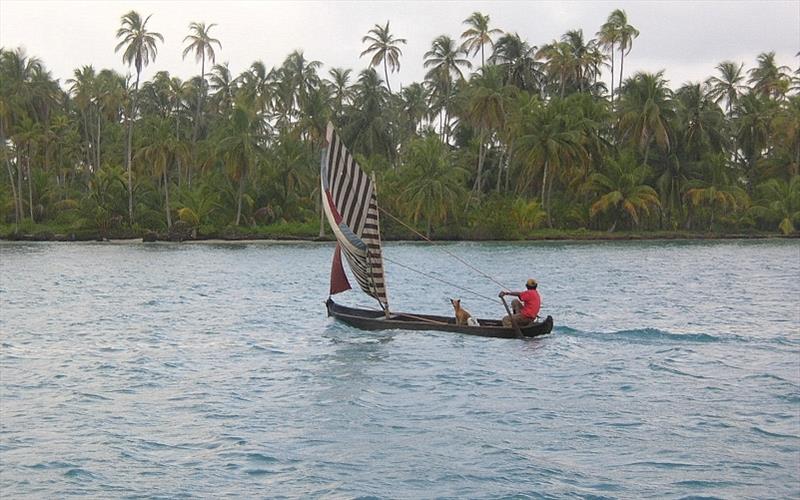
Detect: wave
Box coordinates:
(555, 326, 796, 346)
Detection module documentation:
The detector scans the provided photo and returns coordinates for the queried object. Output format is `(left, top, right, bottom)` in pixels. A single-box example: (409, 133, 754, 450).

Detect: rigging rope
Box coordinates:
(379, 207, 511, 291)
(382, 255, 498, 304)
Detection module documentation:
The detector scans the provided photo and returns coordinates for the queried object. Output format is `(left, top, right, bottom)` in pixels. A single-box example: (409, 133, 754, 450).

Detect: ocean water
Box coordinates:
(1, 239, 798, 498)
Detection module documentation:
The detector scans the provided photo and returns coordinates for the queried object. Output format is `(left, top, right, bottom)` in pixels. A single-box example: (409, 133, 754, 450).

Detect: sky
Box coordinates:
(1, 0, 798, 92)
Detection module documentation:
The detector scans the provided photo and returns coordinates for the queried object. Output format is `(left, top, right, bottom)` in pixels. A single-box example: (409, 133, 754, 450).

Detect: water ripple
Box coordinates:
(1, 240, 798, 498)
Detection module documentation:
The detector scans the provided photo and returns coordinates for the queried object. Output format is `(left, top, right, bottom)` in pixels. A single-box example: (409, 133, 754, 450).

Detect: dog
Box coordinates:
(450, 298, 479, 327)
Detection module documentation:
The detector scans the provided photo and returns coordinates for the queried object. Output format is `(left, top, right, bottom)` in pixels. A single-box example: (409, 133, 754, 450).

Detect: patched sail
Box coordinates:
(321, 123, 388, 309)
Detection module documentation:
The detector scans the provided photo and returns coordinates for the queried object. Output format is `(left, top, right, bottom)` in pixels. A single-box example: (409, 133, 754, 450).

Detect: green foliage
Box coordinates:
(0, 14, 797, 240)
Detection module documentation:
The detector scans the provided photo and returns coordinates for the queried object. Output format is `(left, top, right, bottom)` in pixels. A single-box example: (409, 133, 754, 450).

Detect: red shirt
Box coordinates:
(519, 289, 541, 319)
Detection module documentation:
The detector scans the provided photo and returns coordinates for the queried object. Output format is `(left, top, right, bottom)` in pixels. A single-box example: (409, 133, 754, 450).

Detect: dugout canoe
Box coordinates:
(326, 299, 553, 339)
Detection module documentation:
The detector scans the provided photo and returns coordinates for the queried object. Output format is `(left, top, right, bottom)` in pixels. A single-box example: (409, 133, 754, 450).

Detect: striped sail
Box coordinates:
(321, 123, 388, 309)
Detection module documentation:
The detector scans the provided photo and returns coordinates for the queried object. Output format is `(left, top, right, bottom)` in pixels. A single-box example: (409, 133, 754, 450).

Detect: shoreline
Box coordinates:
(1, 232, 796, 243)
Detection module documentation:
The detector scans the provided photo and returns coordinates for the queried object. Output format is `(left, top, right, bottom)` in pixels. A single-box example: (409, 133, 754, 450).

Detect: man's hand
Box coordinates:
(498, 291, 506, 298)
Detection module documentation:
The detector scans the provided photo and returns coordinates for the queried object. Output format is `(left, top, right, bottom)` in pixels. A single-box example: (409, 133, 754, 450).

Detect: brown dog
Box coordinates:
(450, 298, 474, 326)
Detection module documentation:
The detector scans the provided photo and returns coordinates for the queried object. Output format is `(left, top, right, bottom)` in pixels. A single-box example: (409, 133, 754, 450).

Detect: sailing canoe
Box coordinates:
(327, 299, 554, 339)
(320, 122, 555, 339)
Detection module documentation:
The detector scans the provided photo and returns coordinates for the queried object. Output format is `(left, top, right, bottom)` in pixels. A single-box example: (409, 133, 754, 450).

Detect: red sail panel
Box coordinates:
(330, 243, 351, 295)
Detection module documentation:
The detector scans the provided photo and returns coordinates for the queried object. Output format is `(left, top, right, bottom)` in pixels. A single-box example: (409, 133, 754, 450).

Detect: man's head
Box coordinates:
(526, 278, 538, 290)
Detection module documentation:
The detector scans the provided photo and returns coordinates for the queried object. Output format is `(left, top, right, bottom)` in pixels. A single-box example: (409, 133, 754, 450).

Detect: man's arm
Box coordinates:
(499, 291, 522, 298)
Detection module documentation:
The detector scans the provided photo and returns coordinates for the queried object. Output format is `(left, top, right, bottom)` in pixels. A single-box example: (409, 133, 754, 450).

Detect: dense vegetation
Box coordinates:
(1, 9, 798, 240)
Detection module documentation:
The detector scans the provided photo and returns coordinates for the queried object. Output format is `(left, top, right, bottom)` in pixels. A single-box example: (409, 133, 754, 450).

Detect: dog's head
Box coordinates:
(450, 298, 461, 310)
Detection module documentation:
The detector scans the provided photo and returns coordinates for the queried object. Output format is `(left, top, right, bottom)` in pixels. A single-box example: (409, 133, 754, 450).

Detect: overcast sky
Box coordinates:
(1, 0, 798, 92)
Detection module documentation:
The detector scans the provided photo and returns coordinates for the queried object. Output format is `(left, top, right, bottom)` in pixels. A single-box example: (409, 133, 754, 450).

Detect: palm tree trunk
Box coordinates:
(541, 159, 550, 227)
(82, 110, 92, 172)
(96, 111, 101, 171)
(164, 169, 172, 228)
(16, 152, 24, 220)
(190, 55, 205, 187)
(5, 157, 19, 226)
(609, 43, 615, 106)
(126, 72, 141, 225)
(235, 175, 244, 226)
(319, 202, 326, 238)
(383, 59, 392, 93)
(495, 147, 506, 192)
(26, 153, 34, 221)
(618, 49, 625, 90)
(472, 129, 486, 196)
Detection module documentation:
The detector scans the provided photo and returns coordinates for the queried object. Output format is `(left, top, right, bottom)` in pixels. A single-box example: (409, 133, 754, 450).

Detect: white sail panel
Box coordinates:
(321, 123, 388, 308)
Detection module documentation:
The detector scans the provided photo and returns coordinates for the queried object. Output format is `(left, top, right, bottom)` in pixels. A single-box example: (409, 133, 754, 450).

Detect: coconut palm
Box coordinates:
(618, 71, 674, 164)
(561, 29, 604, 94)
(115, 10, 163, 223)
(706, 61, 747, 114)
(516, 97, 589, 227)
(733, 92, 777, 189)
(749, 175, 800, 234)
(345, 68, 393, 159)
(424, 35, 471, 140)
(182, 21, 221, 143)
(66, 65, 98, 171)
(490, 33, 541, 93)
(217, 101, 265, 225)
(589, 151, 660, 231)
(597, 11, 621, 104)
(327, 67, 352, 124)
(209, 62, 235, 116)
(748, 51, 791, 100)
(402, 135, 466, 237)
(281, 50, 322, 118)
(459, 66, 509, 197)
(137, 116, 189, 227)
(614, 10, 639, 91)
(460, 12, 502, 69)
(399, 82, 430, 137)
(683, 156, 747, 230)
(360, 21, 406, 93)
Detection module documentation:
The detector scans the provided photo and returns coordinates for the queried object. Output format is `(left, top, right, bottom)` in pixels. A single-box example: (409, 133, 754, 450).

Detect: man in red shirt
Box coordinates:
(499, 278, 541, 327)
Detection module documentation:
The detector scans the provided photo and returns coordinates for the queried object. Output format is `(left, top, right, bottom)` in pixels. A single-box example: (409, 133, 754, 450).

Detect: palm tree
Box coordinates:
(217, 101, 265, 225)
(617, 71, 674, 164)
(749, 175, 800, 234)
(589, 151, 660, 231)
(516, 97, 589, 227)
(345, 68, 393, 158)
(748, 51, 791, 99)
(137, 116, 189, 227)
(209, 62, 235, 116)
(734, 92, 776, 189)
(327, 67, 352, 124)
(424, 35, 471, 141)
(460, 12, 502, 69)
(684, 156, 747, 230)
(597, 11, 621, 104)
(115, 10, 163, 224)
(490, 33, 541, 93)
(398, 82, 430, 137)
(706, 61, 747, 114)
(459, 66, 509, 198)
(66, 65, 97, 172)
(614, 9, 639, 91)
(182, 21, 221, 145)
(281, 50, 322, 120)
(360, 21, 406, 93)
(537, 40, 573, 98)
(402, 135, 466, 237)
(561, 29, 604, 94)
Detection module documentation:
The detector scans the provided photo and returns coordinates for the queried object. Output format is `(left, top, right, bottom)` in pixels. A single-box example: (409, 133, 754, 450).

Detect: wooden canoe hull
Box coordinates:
(326, 298, 553, 339)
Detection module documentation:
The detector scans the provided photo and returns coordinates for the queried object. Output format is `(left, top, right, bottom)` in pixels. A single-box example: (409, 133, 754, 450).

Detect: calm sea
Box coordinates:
(1, 240, 798, 498)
